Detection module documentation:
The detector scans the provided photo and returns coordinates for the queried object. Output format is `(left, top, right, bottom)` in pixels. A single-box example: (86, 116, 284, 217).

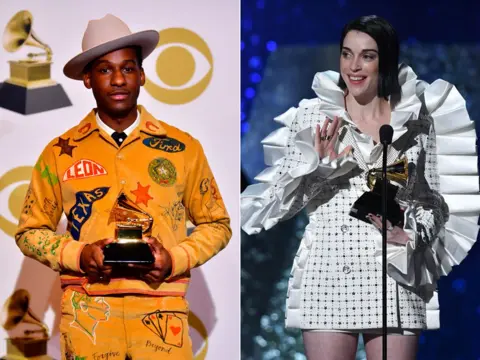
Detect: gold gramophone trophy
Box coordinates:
(0, 10, 71, 115)
(349, 157, 409, 226)
(1, 289, 52, 360)
(103, 193, 155, 265)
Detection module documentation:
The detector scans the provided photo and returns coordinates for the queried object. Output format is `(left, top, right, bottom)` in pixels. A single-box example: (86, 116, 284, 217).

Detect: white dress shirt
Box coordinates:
(96, 110, 140, 137)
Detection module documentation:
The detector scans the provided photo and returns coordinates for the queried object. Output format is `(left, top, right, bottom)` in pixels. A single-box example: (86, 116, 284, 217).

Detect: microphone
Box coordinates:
(379, 124, 393, 145)
(379, 123, 392, 360)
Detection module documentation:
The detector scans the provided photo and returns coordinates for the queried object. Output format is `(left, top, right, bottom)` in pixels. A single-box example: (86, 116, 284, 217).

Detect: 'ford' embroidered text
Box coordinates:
(143, 137, 185, 153)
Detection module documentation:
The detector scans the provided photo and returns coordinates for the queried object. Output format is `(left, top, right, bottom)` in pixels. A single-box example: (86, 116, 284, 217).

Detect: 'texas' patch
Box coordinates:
(143, 137, 185, 153)
(63, 160, 107, 182)
(67, 187, 109, 240)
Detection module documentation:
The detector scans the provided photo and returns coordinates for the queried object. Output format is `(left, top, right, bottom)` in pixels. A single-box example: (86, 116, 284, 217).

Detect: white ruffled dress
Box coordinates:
(241, 64, 479, 330)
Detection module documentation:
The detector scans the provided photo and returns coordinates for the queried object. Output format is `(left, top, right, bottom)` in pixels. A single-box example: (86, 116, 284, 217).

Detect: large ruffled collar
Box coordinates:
(310, 63, 422, 145)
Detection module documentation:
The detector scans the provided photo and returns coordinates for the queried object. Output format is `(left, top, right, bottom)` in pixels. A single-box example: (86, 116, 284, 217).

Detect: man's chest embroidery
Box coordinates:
(67, 187, 110, 240)
(63, 159, 108, 182)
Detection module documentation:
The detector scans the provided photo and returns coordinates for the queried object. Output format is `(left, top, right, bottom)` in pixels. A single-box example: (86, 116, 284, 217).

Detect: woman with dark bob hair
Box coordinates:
(241, 15, 479, 359)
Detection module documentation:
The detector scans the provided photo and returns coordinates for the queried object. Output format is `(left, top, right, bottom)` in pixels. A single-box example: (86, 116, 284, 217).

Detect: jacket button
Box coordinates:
(116, 154, 123, 160)
(120, 180, 126, 185)
(343, 265, 351, 274)
(341, 225, 349, 233)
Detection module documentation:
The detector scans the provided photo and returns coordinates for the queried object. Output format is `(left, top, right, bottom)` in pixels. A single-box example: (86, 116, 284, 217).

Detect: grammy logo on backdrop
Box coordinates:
(1, 289, 52, 360)
(0, 10, 72, 115)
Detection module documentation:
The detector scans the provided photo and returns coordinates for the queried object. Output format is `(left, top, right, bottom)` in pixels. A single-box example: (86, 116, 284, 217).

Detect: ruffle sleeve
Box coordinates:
(241, 99, 357, 235)
(380, 79, 479, 294)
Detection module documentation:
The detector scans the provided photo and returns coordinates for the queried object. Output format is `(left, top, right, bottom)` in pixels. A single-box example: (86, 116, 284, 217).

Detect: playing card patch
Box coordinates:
(141, 311, 184, 348)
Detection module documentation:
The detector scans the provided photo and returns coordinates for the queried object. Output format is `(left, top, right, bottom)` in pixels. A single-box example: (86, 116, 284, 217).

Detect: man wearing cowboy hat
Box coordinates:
(15, 14, 231, 359)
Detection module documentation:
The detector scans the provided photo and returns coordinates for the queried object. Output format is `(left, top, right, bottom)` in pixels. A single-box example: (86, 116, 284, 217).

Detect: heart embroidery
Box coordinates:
(170, 326, 181, 336)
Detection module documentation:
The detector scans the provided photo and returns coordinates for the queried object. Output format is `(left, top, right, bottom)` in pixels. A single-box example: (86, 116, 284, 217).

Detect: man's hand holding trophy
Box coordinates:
(80, 192, 172, 285)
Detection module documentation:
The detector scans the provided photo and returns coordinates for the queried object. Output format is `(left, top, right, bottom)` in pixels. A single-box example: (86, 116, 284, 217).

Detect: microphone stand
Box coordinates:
(382, 140, 388, 360)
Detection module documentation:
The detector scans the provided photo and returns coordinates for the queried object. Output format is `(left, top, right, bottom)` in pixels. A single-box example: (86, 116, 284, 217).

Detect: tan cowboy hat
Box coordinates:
(63, 14, 159, 80)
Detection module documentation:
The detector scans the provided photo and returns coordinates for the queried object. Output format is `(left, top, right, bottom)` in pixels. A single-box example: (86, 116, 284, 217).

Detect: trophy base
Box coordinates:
(2, 337, 52, 360)
(0, 82, 72, 115)
(103, 242, 155, 265)
(349, 191, 404, 227)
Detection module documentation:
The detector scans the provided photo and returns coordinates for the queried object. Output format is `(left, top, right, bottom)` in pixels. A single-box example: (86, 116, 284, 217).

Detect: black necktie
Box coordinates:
(111, 132, 127, 146)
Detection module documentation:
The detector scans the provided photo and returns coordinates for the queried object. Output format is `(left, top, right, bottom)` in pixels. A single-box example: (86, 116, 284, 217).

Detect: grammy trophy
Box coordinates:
(0, 10, 71, 115)
(103, 193, 155, 265)
(349, 157, 409, 226)
(0, 289, 51, 360)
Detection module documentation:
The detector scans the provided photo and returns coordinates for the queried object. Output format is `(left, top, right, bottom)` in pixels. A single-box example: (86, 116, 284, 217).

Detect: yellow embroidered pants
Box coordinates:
(60, 289, 193, 360)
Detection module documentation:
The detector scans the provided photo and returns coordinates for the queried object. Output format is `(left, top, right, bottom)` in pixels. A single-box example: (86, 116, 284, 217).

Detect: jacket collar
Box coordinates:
(137, 105, 167, 137)
(73, 105, 166, 141)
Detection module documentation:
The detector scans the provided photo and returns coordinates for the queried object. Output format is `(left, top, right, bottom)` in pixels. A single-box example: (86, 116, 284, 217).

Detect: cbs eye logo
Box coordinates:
(143, 28, 213, 105)
(0, 167, 33, 238)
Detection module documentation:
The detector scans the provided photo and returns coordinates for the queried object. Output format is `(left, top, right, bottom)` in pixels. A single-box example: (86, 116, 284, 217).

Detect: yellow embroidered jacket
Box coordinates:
(15, 105, 232, 297)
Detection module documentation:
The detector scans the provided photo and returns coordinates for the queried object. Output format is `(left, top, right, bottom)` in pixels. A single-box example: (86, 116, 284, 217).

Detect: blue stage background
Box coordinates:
(240, 1, 480, 359)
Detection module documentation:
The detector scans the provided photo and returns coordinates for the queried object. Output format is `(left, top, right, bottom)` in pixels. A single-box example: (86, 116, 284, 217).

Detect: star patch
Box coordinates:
(54, 137, 77, 157)
(130, 182, 153, 206)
